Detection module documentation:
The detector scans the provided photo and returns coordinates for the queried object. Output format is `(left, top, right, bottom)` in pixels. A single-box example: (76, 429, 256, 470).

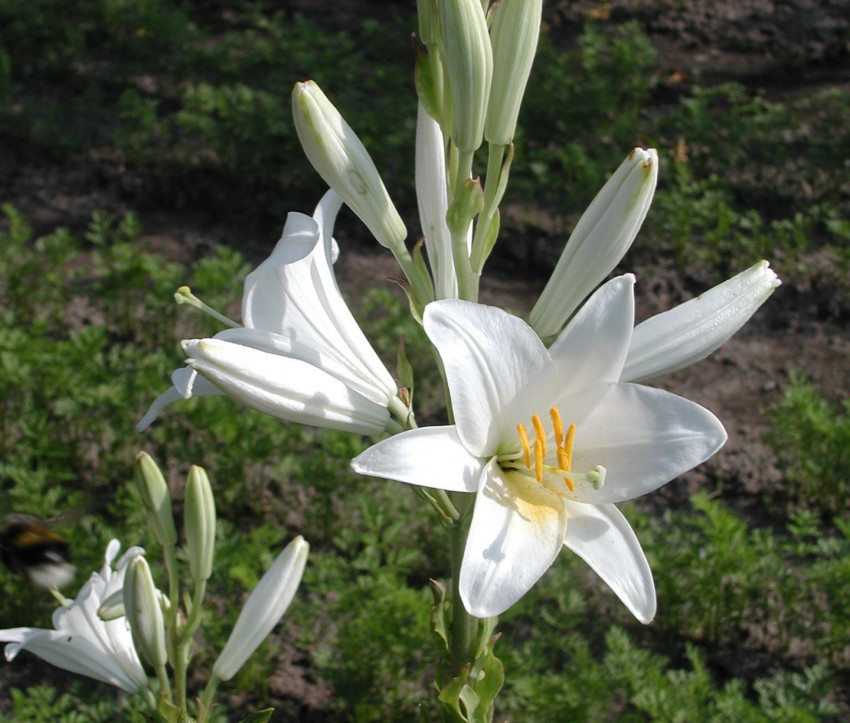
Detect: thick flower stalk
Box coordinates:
(139, 191, 406, 436)
(0, 539, 148, 694)
(353, 276, 727, 621)
(530, 148, 658, 339)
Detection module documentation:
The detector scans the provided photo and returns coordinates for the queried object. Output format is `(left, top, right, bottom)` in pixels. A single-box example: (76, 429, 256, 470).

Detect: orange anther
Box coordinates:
(533, 438, 544, 483)
(563, 423, 576, 472)
(531, 414, 546, 458)
(517, 423, 532, 469)
(550, 407, 564, 448)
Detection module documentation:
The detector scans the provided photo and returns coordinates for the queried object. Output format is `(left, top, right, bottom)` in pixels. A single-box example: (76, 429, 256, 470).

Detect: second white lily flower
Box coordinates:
(139, 191, 401, 436)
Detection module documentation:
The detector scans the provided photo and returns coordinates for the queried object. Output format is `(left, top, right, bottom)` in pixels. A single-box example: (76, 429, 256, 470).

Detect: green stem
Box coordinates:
(197, 675, 220, 723)
(470, 143, 506, 273)
(449, 518, 477, 676)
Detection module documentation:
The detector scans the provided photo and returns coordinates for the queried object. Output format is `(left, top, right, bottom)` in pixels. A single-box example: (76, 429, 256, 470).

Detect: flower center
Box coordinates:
(500, 406, 606, 496)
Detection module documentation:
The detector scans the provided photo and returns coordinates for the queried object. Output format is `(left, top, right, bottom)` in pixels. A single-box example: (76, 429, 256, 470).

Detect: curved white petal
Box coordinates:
(548, 274, 635, 391)
(460, 461, 568, 617)
(241, 189, 397, 404)
(416, 102, 457, 300)
(136, 367, 224, 431)
(0, 539, 148, 693)
(562, 383, 727, 504)
(185, 338, 390, 435)
(563, 501, 656, 623)
(351, 426, 483, 492)
(424, 300, 551, 457)
(622, 260, 781, 382)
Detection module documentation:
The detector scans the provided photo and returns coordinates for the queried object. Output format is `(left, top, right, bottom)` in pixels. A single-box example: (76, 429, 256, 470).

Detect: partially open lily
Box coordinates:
(352, 276, 727, 621)
(0, 540, 148, 694)
(139, 191, 403, 435)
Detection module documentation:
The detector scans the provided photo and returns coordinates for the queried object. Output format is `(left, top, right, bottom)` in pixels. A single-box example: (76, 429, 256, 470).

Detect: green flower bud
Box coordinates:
(292, 80, 406, 251)
(184, 465, 216, 582)
(485, 0, 542, 145)
(439, 0, 493, 152)
(123, 555, 168, 670)
(133, 452, 177, 548)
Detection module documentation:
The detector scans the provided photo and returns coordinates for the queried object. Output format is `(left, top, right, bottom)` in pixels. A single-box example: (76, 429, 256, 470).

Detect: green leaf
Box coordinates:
(238, 709, 275, 723)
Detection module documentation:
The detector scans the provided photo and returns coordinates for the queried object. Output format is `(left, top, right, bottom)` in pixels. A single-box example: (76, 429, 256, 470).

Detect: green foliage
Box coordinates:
(766, 373, 850, 516)
(1, 684, 149, 723)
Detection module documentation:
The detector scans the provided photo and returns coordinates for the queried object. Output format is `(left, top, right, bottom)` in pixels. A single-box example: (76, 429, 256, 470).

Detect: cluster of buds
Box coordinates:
(0, 454, 308, 723)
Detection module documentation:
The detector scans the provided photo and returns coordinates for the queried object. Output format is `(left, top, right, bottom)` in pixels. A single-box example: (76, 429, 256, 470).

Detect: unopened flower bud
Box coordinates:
(292, 80, 406, 251)
(485, 0, 542, 145)
(530, 148, 658, 339)
(184, 465, 216, 582)
(622, 261, 781, 382)
(123, 556, 168, 670)
(439, 0, 492, 152)
(212, 536, 308, 682)
(133, 452, 177, 548)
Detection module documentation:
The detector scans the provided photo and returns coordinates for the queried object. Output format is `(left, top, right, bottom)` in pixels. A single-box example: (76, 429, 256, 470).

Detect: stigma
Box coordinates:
(501, 407, 606, 496)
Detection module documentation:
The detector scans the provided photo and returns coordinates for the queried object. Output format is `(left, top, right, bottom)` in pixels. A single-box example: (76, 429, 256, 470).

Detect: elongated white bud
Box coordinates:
(292, 81, 406, 251)
(530, 148, 658, 339)
(622, 261, 781, 382)
(213, 536, 308, 682)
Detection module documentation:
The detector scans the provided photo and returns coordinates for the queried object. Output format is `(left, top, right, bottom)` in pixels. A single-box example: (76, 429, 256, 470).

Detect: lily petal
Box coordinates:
(242, 189, 397, 404)
(563, 501, 656, 623)
(136, 368, 222, 432)
(416, 102, 458, 300)
(562, 382, 727, 504)
(460, 460, 568, 617)
(548, 274, 635, 391)
(424, 299, 551, 457)
(185, 338, 390, 435)
(351, 426, 482, 492)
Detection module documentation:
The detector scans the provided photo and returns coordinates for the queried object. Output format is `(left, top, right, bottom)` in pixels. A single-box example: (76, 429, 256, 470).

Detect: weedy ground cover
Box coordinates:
(1, 1, 848, 720)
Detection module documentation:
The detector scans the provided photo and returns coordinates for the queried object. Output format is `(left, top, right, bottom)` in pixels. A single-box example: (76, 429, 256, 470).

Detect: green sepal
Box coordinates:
(397, 337, 414, 407)
(387, 277, 425, 325)
(238, 709, 274, 723)
(155, 695, 181, 723)
(412, 237, 436, 306)
(429, 579, 451, 657)
(446, 177, 484, 237)
(414, 39, 444, 126)
(470, 622, 504, 720)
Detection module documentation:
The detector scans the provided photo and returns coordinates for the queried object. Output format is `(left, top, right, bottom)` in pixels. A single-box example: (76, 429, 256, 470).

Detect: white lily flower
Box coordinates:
(139, 191, 399, 435)
(213, 536, 308, 682)
(530, 148, 658, 339)
(622, 260, 781, 383)
(416, 102, 459, 300)
(352, 276, 727, 621)
(0, 539, 148, 694)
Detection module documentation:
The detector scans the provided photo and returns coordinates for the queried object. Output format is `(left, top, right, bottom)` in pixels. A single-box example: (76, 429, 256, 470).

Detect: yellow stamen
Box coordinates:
(517, 423, 532, 468)
(533, 438, 544, 483)
(563, 423, 576, 472)
(550, 407, 564, 448)
(531, 414, 546, 458)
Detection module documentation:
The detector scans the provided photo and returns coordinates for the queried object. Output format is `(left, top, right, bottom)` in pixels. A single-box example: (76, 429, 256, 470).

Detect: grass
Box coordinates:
(1, 2, 849, 721)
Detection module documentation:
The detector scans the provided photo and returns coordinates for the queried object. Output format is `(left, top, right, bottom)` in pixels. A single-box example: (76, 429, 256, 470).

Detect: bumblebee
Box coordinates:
(0, 515, 76, 589)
